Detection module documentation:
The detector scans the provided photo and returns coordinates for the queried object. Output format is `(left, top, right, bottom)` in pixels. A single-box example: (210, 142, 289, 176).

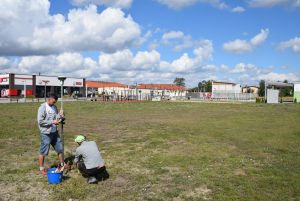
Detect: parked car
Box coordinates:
(87, 93, 97, 101)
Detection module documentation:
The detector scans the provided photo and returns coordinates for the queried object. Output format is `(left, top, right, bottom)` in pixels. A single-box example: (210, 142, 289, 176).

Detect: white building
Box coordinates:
(212, 81, 241, 94)
(132, 84, 187, 100)
(86, 81, 130, 97)
(0, 73, 85, 97)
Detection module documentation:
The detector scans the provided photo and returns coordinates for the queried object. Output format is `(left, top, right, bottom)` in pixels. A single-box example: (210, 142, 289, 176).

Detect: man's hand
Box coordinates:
(52, 120, 60, 125)
(59, 109, 64, 116)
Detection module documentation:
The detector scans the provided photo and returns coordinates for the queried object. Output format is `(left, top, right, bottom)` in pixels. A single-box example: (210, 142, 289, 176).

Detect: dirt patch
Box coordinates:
(0, 180, 49, 201)
(174, 185, 212, 200)
(113, 176, 128, 187)
(234, 169, 247, 176)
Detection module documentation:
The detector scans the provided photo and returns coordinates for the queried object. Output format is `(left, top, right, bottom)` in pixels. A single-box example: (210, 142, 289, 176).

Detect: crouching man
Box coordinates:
(74, 135, 109, 184)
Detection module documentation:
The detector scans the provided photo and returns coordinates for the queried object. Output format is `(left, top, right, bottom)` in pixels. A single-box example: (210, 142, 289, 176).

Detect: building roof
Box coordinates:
(86, 81, 128, 88)
(135, 84, 186, 91)
(266, 81, 293, 87)
(212, 81, 238, 85)
(242, 86, 259, 88)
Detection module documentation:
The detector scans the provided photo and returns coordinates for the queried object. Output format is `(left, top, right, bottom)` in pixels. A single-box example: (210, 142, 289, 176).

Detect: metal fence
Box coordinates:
(186, 92, 257, 102)
(1, 92, 257, 103)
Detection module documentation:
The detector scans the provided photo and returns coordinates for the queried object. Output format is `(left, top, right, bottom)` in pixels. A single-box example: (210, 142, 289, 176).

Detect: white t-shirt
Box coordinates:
(46, 103, 57, 133)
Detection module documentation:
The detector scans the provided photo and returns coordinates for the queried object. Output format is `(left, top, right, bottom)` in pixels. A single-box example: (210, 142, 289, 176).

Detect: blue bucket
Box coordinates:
(47, 168, 63, 184)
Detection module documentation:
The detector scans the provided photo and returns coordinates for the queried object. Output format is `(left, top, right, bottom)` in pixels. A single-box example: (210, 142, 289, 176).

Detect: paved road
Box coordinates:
(0, 98, 85, 104)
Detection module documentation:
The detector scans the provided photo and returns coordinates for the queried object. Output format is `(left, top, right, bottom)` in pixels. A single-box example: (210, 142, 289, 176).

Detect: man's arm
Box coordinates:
(37, 106, 52, 127)
(73, 148, 81, 165)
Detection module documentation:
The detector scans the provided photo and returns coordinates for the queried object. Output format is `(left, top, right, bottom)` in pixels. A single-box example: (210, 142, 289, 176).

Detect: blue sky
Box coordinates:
(0, 0, 299, 86)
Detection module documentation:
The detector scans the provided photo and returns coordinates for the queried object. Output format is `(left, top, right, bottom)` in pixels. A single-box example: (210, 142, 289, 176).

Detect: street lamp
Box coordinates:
(42, 80, 49, 102)
(58, 76, 66, 148)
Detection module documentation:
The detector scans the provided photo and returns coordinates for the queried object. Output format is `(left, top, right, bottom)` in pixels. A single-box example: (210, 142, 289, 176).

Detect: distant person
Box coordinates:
(37, 93, 65, 175)
(74, 135, 109, 184)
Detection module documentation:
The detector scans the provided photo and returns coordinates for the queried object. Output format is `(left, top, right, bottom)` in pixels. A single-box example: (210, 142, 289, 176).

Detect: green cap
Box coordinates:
(74, 135, 86, 143)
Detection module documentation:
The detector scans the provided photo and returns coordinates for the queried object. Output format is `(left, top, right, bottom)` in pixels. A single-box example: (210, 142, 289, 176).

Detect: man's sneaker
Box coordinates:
(40, 169, 47, 176)
(87, 176, 97, 184)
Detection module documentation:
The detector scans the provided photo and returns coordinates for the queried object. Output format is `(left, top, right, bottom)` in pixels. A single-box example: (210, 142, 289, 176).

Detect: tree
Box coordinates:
(198, 82, 203, 92)
(198, 80, 212, 92)
(258, 80, 265, 97)
(280, 80, 293, 97)
(173, 78, 185, 87)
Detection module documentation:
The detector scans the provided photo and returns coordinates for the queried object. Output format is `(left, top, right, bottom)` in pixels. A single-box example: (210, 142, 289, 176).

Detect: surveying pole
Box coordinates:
(58, 76, 66, 149)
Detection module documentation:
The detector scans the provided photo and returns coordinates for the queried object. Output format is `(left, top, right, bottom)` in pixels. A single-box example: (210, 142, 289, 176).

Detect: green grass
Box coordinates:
(0, 102, 299, 201)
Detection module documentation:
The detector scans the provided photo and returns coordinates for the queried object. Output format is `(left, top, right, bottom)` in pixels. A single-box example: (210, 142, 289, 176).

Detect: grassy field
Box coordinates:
(0, 101, 299, 201)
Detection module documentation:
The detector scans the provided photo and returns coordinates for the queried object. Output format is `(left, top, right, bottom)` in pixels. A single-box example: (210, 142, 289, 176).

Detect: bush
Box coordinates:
(256, 97, 266, 103)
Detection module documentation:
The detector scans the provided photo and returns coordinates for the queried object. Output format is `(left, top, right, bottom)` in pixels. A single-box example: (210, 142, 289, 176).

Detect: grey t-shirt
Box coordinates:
(74, 141, 105, 169)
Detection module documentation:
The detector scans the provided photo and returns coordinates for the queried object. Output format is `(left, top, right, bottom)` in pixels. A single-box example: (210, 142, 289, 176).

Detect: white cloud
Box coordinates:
(159, 40, 213, 73)
(19, 53, 98, 77)
(258, 72, 298, 82)
(0, 1, 141, 56)
(220, 63, 260, 75)
(162, 31, 185, 44)
(223, 40, 252, 53)
(219, 62, 298, 84)
(223, 29, 269, 53)
(248, 0, 300, 7)
(70, 0, 133, 8)
(0, 57, 10, 67)
(279, 37, 300, 53)
(161, 30, 211, 52)
(156, 0, 229, 10)
(250, 29, 269, 46)
(231, 6, 246, 13)
(99, 49, 160, 72)
(132, 50, 161, 70)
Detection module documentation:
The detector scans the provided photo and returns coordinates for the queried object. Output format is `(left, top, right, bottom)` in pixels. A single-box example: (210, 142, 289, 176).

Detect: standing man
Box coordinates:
(74, 135, 109, 184)
(37, 93, 65, 175)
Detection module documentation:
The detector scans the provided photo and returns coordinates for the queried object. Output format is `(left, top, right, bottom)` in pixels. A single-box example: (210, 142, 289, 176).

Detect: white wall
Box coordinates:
(295, 84, 300, 92)
(36, 76, 83, 87)
(130, 88, 186, 97)
(97, 87, 130, 96)
(14, 74, 33, 85)
(0, 74, 9, 85)
(212, 83, 241, 93)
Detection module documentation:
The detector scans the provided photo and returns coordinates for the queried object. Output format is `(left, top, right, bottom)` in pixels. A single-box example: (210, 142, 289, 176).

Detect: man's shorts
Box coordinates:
(39, 131, 63, 155)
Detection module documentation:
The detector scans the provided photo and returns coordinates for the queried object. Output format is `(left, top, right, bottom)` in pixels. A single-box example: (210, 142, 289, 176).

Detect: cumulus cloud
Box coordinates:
(0, 40, 213, 83)
(278, 37, 300, 52)
(248, 0, 300, 8)
(162, 31, 185, 44)
(219, 62, 298, 84)
(0, 1, 141, 56)
(223, 40, 252, 53)
(0, 57, 10, 67)
(159, 40, 213, 73)
(220, 63, 261, 75)
(156, 0, 229, 10)
(70, 0, 133, 8)
(231, 6, 246, 13)
(16, 53, 99, 78)
(223, 29, 269, 53)
(258, 72, 298, 81)
(99, 49, 160, 72)
(161, 30, 211, 52)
